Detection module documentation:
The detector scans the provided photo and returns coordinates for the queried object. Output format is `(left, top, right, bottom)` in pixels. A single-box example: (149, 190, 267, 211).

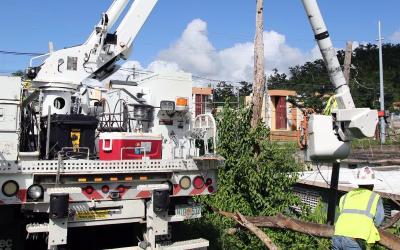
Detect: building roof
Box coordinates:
(269, 89, 296, 97)
(192, 87, 213, 95)
(298, 166, 400, 200)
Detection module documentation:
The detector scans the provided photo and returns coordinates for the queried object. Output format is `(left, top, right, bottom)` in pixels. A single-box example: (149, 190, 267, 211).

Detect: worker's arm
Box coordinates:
(374, 198, 385, 227)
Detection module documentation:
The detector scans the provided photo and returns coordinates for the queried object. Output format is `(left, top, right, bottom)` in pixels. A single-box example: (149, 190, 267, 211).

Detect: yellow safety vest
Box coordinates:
(334, 189, 381, 244)
(323, 95, 338, 115)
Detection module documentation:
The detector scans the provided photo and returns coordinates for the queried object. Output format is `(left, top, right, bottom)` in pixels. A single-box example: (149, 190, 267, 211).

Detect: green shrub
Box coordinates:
(182, 106, 330, 249)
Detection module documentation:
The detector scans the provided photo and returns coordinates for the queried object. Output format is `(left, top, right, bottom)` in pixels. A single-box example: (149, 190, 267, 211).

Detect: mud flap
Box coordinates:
(0, 206, 24, 250)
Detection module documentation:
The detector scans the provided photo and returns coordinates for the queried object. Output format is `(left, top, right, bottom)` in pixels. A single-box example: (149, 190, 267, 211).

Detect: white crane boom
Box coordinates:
(27, 0, 159, 117)
(85, 0, 131, 46)
(302, 0, 355, 110)
(116, 0, 158, 59)
(300, 0, 378, 161)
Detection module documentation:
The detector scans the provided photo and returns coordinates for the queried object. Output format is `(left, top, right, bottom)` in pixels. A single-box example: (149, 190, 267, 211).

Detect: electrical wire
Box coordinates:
(0, 50, 44, 56)
(120, 67, 335, 90)
(316, 163, 331, 187)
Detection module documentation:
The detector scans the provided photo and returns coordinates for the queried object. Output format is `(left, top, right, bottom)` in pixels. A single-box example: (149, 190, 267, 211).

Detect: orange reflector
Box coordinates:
(110, 177, 118, 181)
(94, 178, 103, 182)
(78, 178, 87, 182)
(125, 177, 133, 181)
(139, 176, 148, 181)
(176, 97, 188, 107)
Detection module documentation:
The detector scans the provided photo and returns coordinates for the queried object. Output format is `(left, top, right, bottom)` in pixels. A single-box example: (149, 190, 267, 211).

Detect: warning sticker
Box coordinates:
(75, 210, 110, 221)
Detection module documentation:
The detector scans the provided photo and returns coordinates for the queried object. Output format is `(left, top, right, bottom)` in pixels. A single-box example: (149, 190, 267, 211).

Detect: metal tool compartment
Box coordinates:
(0, 76, 21, 161)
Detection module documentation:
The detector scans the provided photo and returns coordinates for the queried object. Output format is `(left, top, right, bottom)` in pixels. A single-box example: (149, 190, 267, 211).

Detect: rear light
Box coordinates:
(208, 186, 214, 193)
(117, 185, 126, 193)
(27, 184, 44, 200)
(101, 185, 110, 194)
(84, 186, 94, 194)
(1, 180, 19, 197)
(205, 178, 213, 185)
(193, 176, 205, 189)
(179, 176, 191, 190)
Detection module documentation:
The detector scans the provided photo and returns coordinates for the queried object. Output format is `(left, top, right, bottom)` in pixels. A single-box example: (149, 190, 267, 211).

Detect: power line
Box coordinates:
(119, 67, 340, 90)
(0, 50, 44, 56)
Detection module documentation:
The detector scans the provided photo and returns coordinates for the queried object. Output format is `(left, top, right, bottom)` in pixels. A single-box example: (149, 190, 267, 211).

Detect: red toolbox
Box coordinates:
(99, 132, 162, 160)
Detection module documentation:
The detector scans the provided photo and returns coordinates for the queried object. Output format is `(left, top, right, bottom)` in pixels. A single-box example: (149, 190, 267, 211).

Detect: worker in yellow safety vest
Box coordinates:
(333, 167, 384, 250)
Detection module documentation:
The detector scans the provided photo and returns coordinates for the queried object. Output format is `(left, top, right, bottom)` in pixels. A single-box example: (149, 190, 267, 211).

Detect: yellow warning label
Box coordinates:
(75, 210, 110, 220)
(70, 129, 81, 152)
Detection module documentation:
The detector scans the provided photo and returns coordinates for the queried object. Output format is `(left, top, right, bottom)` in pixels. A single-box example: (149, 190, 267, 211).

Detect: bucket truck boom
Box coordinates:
(27, 0, 158, 117)
(301, 0, 378, 161)
(1, 1, 221, 249)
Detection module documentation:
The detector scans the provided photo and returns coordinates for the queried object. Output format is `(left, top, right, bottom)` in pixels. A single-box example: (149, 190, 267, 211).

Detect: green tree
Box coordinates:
(238, 81, 253, 97)
(12, 70, 24, 77)
(182, 106, 330, 249)
(213, 81, 235, 106)
(268, 43, 400, 112)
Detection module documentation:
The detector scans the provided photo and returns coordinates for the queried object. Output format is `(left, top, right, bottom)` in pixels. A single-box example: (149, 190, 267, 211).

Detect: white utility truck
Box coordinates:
(0, 0, 220, 249)
(0, 0, 379, 249)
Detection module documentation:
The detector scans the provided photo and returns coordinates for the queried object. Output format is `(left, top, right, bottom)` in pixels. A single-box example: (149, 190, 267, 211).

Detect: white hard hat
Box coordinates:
(351, 167, 380, 186)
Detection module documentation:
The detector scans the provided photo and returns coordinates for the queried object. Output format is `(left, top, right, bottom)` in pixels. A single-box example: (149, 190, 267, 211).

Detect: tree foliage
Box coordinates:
(11, 70, 24, 77)
(213, 81, 253, 108)
(180, 106, 330, 249)
(268, 43, 400, 112)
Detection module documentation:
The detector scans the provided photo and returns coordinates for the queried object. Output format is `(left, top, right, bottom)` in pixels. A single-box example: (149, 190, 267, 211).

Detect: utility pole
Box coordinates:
(251, 0, 266, 128)
(343, 41, 353, 84)
(378, 21, 386, 144)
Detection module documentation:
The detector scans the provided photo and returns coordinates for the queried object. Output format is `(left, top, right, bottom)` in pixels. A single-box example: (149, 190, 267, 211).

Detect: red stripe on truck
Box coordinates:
(189, 185, 207, 196)
(82, 190, 104, 200)
(173, 184, 181, 195)
(136, 191, 151, 198)
(17, 189, 27, 202)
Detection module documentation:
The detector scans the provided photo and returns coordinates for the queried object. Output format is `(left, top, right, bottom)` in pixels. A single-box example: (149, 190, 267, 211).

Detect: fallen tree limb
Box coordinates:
(382, 212, 400, 230)
(236, 212, 279, 250)
(218, 209, 278, 249)
(215, 209, 400, 250)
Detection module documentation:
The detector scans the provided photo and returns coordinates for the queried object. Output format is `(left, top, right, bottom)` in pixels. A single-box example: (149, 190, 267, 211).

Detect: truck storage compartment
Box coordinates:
(40, 114, 99, 159)
(99, 132, 162, 160)
(0, 76, 21, 161)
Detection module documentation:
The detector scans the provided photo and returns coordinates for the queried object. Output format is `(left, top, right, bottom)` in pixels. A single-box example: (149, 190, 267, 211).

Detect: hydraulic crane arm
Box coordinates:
(300, 0, 378, 161)
(29, 0, 158, 87)
(302, 0, 355, 110)
(85, 0, 131, 46)
(115, 0, 158, 59)
(26, 0, 158, 117)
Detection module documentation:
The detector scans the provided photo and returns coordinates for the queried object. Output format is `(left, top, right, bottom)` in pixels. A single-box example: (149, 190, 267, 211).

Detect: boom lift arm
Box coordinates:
(301, 0, 378, 161)
(27, 0, 158, 116)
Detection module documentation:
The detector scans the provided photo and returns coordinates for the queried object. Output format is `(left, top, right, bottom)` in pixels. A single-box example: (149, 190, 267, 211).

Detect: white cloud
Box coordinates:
(147, 60, 182, 73)
(155, 19, 321, 82)
(112, 19, 326, 83)
(390, 29, 400, 43)
(158, 19, 219, 76)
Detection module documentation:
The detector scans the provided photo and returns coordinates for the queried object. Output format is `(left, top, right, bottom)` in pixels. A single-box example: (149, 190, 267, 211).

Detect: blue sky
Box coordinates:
(1, 0, 399, 79)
